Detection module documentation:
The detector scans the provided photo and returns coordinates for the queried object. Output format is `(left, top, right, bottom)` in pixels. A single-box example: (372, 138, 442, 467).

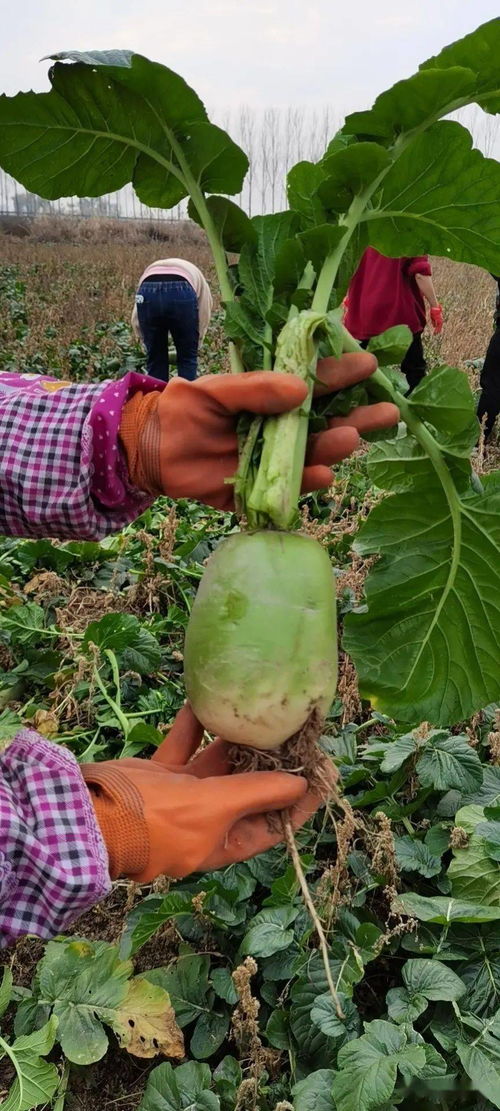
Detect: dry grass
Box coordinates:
(425, 256, 495, 367)
(0, 221, 496, 371)
(0, 218, 221, 379)
(0, 213, 208, 247)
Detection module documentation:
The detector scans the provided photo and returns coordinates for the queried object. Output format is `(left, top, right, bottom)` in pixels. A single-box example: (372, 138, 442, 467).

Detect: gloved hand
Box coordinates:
(119, 353, 399, 508)
(430, 305, 444, 334)
(82, 704, 334, 881)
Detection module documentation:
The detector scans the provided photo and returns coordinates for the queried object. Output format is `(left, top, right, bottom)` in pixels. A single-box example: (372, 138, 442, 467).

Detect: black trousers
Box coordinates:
(360, 332, 426, 394)
(477, 328, 500, 439)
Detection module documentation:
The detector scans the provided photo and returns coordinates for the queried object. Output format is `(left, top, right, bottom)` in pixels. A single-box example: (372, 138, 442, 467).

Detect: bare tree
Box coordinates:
(239, 106, 257, 216)
(261, 108, 283, 213)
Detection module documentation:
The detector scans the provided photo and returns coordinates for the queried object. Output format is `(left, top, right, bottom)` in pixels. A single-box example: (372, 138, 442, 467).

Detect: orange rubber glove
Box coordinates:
(119, 354, 399, 508)
(82, 704, 334, 881)
(430, 305, 444, 334)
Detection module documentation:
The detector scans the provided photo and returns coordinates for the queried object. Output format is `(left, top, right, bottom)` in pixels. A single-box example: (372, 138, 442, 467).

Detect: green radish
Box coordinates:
(183, 309, 339, 752)
(184, 530, 337, 749)
(183, 293, 394, 756)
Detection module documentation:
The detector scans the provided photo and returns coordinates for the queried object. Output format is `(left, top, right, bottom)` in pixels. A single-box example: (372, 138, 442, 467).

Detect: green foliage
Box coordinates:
(1, 26, 500, 724)
(137, 1058, 243, 1111)
(344, 364, 500, 726)
(332, 1020, 427, 1111)
(0, 1018, 59, 1111)
(13, 938, 183, 1065)
(448, 805, 500, 905)
(1, 21, 500, 1111)
(0, 969, 59, 1111)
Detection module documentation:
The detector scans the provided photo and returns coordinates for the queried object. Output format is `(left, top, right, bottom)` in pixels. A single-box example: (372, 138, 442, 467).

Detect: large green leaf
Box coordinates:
(0, 1018, 59, 1111)
(386, 986, 428, 1025)
(145, 956, 228, 1061)
(343, 68, 477, 142)
(210, 968, 238, 1006)
(83, 612, 143, 653)
(240, 906, 299, 959)
(363, 122, 500, 271)
(188, 196, 255, 253)
(417, 734, 483, 793)
(34, 938, 183, 1064)
(287, 161, 328, 226)
(476, 818, 500, 863)
(407, 366, 480, 454)
(420, 18, 500, 113)
(318, 143, 390, 211)
(292, 1069, 336, 1111)
(379, 732, 418, 774)
(239, 213, 298, 319)
(138, 1061, 220, 1111)
(461, 944, 500, 1016)
(393, 835, 442, 879)
(465, 766, 500, 808)
(145, 955, 211, 1028)
(83, 612, 161, 675)
(448, 805, 500, 906)
(189, 1011, 229, 1061)
(0, 966, 12, 1018)
(343, 372, 500, 725)
(366, 326, 412, 369)
(310, 993, 360, 1043)
(120, 626, 162, 675)
(457, 1038, 500, 1109)
(392, 893, 500, 924)
(1, 602, 46, 645)
(402, 959, 466, 1002)
(224, 212, 299, 368)
(344, 20, 500, 141)
(332, 1020, 426, 1111)
(120, 893, 197, 958)
(0, 53, 247, 209)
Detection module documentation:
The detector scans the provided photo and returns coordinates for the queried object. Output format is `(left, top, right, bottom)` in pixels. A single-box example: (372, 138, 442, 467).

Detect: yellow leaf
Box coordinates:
(109, 977, 184, 1059)
(30, 709, 59, 738)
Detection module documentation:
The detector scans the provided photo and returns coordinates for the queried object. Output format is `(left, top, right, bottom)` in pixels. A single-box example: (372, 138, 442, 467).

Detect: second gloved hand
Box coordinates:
(430, 305, 444, 334)
(82, 704, 333, 881)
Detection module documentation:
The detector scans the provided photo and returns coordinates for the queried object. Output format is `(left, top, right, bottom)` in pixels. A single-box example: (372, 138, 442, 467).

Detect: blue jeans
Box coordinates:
(136, 279, 199, 382)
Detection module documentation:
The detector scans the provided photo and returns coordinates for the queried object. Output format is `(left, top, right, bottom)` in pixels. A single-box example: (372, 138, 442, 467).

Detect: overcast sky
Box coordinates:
(1, 0, 499, 118)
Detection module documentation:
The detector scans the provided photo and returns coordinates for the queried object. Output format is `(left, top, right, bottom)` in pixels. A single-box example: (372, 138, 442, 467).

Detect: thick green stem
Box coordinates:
(53, 1059, 71, 1111)
(312, 230, 351, 314)
(93, 652, 131, 738)
(233, 414, 264, 521)
(187, 191, 243, 374)
(234, 263, 319, 527)
(246, 312, 326, 528)
(168, 136, 244, 374)
(311, 184, 386, 316)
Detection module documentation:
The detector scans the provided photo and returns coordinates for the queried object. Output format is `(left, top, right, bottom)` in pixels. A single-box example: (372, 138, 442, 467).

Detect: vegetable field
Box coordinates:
(1, 17, 500, 1110)
(0, 235, 499, 1110)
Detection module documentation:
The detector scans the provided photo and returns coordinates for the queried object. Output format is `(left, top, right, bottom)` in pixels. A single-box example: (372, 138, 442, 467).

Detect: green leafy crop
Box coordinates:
(2, 22, 500, 727)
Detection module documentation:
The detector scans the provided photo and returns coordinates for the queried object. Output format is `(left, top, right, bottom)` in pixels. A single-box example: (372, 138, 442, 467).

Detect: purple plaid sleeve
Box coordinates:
(0, 371, 163, 540)
(0, 730, 111, 946)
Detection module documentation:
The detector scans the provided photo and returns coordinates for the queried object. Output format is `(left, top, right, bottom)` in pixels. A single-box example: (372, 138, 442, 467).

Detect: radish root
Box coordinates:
(282, 815, 345, 1019)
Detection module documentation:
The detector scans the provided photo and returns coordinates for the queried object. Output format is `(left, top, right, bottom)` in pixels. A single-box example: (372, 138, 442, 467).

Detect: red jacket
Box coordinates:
(344, 248, 432, 340)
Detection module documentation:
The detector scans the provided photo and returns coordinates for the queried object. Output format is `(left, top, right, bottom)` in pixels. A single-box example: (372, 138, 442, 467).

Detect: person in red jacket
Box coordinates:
(344, 248, 444, 393)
